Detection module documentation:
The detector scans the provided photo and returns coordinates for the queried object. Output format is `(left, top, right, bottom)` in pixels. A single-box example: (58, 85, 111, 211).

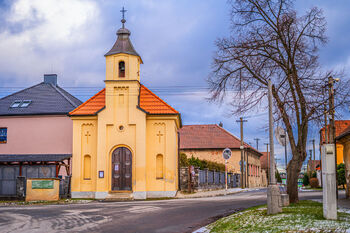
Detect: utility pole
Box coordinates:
(328, 76, 336, 144)
(267, 79, 282, 214)
(265, 143, 269, 183)
(254, 138, 260, 151)
(321, 76, 338, 220)
(310, 139, 316, 161)
(309, 149, 313, 161)
(237, 117, 247, 189)
(328, 76, 339, 200)
(324, 105, 328, 144)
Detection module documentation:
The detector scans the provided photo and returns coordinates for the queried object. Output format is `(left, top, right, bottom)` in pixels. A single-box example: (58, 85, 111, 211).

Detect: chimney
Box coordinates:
(44, 74, 57, 86)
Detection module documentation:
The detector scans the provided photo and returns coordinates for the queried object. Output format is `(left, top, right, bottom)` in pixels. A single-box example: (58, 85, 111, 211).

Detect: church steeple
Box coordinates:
(105, 7, 142, 81)
(105, 7, 142, 61)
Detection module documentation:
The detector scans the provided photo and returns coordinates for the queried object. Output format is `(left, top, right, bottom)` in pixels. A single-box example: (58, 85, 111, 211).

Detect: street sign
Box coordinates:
(222, 148, 232, 160)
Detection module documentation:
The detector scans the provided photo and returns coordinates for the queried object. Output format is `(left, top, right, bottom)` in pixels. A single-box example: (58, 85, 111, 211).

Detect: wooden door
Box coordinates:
(112, 147, 132, 191)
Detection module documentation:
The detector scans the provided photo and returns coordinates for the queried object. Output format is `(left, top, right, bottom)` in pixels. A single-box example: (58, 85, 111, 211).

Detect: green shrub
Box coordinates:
(311, 171, 317, 178)
(303, 173, 309, 186)
(337, 163, 346, 189)
(275, 171, 282, 183)
(180, 153, 225, 171)
(180, 153, 189, 167)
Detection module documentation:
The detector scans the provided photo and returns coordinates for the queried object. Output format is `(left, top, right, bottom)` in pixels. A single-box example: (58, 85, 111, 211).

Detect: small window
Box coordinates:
(119, 61, 125, 77)
(10, 100, 22, 108)
(0, 128, 7, 143)
(20, 100, 32, 108)
(84, 155, 91, 180)
(156, 154, 164, 179)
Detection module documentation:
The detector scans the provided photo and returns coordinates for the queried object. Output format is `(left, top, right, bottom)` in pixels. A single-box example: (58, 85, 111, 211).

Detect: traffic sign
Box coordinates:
(222, 148, 232, 160)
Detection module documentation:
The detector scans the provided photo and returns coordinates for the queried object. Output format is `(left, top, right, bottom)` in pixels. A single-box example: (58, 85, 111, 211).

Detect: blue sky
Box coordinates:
(0, 0, 349, 167)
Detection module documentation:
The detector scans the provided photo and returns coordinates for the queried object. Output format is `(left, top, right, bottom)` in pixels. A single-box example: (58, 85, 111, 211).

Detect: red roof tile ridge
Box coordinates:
(141, 84, 178, 114)
(69, 88, 105, 115)
(216, 125, 258, 152)
(182, 124, 217, 127)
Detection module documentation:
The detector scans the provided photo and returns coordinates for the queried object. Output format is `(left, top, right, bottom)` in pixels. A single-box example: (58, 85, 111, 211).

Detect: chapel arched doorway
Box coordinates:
(111, 147, 132, 191)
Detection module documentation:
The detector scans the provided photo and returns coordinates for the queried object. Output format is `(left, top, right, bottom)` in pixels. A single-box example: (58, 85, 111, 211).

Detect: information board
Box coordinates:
(32, 180, 54, 189)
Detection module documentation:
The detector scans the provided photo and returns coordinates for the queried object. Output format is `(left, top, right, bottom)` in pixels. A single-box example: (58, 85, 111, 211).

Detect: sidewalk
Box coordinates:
(175, 187, 261, 199)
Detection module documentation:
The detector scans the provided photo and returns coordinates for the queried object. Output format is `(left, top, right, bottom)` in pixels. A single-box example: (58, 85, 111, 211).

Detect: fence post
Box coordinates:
(205, 168, 209, 186)
(16, 176, 26, 200)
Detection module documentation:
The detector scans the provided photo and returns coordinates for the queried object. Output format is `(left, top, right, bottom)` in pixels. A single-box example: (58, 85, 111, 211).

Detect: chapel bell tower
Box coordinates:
(105, 7, 143, 82)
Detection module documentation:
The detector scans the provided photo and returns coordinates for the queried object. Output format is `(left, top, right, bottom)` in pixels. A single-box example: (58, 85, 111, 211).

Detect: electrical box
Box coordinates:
(321, 144, 337, 220)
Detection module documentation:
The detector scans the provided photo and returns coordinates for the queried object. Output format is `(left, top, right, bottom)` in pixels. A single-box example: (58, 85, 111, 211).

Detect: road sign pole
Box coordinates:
(225, 160, 228, 191)
(222, 148, 231, 192)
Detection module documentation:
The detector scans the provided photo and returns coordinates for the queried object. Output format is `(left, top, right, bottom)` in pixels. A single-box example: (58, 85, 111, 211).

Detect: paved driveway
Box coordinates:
(0, 189, 323, 233)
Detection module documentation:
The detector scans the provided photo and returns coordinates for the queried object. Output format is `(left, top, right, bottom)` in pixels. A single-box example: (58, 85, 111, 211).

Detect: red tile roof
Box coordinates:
(260, 152, 270, 170)
(337, 124, 350, 140)
(139, 85, 178, 114)
(320, 120, 350, 144)
(70, 84, 178, 116)
(179, 124, 261, 155)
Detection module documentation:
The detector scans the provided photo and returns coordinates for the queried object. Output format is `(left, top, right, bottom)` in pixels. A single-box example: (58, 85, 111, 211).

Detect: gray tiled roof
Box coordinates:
(0, 83, 82, 116)
(0, 154, 72, 162)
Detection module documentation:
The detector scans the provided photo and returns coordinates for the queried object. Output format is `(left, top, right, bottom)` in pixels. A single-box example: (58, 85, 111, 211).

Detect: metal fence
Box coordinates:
(197, 168, 240, 188)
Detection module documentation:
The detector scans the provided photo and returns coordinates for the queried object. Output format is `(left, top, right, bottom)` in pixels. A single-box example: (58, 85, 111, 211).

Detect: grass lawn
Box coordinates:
(208, 200, 350, 233)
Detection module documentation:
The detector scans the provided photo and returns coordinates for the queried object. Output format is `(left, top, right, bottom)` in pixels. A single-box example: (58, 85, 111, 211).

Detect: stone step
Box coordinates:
(102, 192, 133, 202)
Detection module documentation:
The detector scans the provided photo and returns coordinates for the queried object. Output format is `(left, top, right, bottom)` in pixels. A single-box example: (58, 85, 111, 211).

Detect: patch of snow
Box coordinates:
(192, 226, 210, 233)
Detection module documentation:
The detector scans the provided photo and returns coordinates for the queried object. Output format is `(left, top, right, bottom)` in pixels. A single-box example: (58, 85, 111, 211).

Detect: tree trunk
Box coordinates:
(287, 158, 303, 203)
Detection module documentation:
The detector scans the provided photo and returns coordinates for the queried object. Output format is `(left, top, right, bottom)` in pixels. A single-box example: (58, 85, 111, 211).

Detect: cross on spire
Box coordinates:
(120, 7, 127, 28)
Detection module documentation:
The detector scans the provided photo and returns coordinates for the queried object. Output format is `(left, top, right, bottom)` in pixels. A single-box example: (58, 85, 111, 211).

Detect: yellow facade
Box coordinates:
(337, 144, 344, 164)
(70, 23, 181, 199)
(26, 178, 60, 202)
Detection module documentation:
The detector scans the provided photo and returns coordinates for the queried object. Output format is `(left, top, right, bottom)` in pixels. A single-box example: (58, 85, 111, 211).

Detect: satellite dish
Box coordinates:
(275, 126, 288, 146)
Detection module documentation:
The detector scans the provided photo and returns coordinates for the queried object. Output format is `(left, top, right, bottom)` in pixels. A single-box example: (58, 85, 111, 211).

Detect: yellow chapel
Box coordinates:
(69, 16, 181, 199)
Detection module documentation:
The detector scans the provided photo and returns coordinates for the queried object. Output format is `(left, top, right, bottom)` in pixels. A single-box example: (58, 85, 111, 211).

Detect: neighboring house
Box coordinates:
(0, 74, 82, 197)
(335, 125, 350, 198)
(320, 120, 350, 164)
(179, 124, 266, 188)
(307, 160, 321, 174)
(260, 152, 269, 186)
(69, 19, 181, 200)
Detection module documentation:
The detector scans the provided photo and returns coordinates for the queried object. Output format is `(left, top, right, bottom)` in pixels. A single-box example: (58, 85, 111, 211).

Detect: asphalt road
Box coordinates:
(0, 189, 324, 233)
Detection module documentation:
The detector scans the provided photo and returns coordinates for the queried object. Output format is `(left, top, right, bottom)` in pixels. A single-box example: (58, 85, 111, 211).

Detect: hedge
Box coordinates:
(180, 153, 225, 172)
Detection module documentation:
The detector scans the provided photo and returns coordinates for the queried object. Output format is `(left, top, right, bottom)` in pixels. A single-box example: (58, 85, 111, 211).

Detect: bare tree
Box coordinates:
(209, 0, 350, 203)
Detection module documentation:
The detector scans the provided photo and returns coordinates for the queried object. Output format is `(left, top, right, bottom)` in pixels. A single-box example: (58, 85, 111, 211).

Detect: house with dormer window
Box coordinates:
(0, 74, 81, 197)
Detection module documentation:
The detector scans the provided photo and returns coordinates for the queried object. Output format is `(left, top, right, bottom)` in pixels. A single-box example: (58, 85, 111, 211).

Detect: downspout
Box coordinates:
(178, 131, 180, 191)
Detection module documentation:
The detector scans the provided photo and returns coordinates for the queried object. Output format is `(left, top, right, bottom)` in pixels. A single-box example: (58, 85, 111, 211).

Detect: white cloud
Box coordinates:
(0, 0, 102, 85)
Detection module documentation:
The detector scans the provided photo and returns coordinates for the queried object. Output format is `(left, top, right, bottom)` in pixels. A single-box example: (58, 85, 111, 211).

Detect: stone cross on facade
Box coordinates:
(85, 131, 91, 144)
(157, 131, 163, 143)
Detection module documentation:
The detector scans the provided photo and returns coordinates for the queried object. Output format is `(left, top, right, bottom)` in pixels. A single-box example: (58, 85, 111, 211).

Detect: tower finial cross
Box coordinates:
(121, 7, 127, 20)
(120, 7, 127, 28)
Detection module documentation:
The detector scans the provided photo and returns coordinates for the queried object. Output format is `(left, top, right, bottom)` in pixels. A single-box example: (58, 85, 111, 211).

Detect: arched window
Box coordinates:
(84, 155, 91, 180)
(119, 61, 125, 77)
(156, 154, 163, 179)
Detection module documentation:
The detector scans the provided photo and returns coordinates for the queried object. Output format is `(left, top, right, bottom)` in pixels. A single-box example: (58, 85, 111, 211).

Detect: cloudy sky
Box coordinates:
(0, 0, 349, 167)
